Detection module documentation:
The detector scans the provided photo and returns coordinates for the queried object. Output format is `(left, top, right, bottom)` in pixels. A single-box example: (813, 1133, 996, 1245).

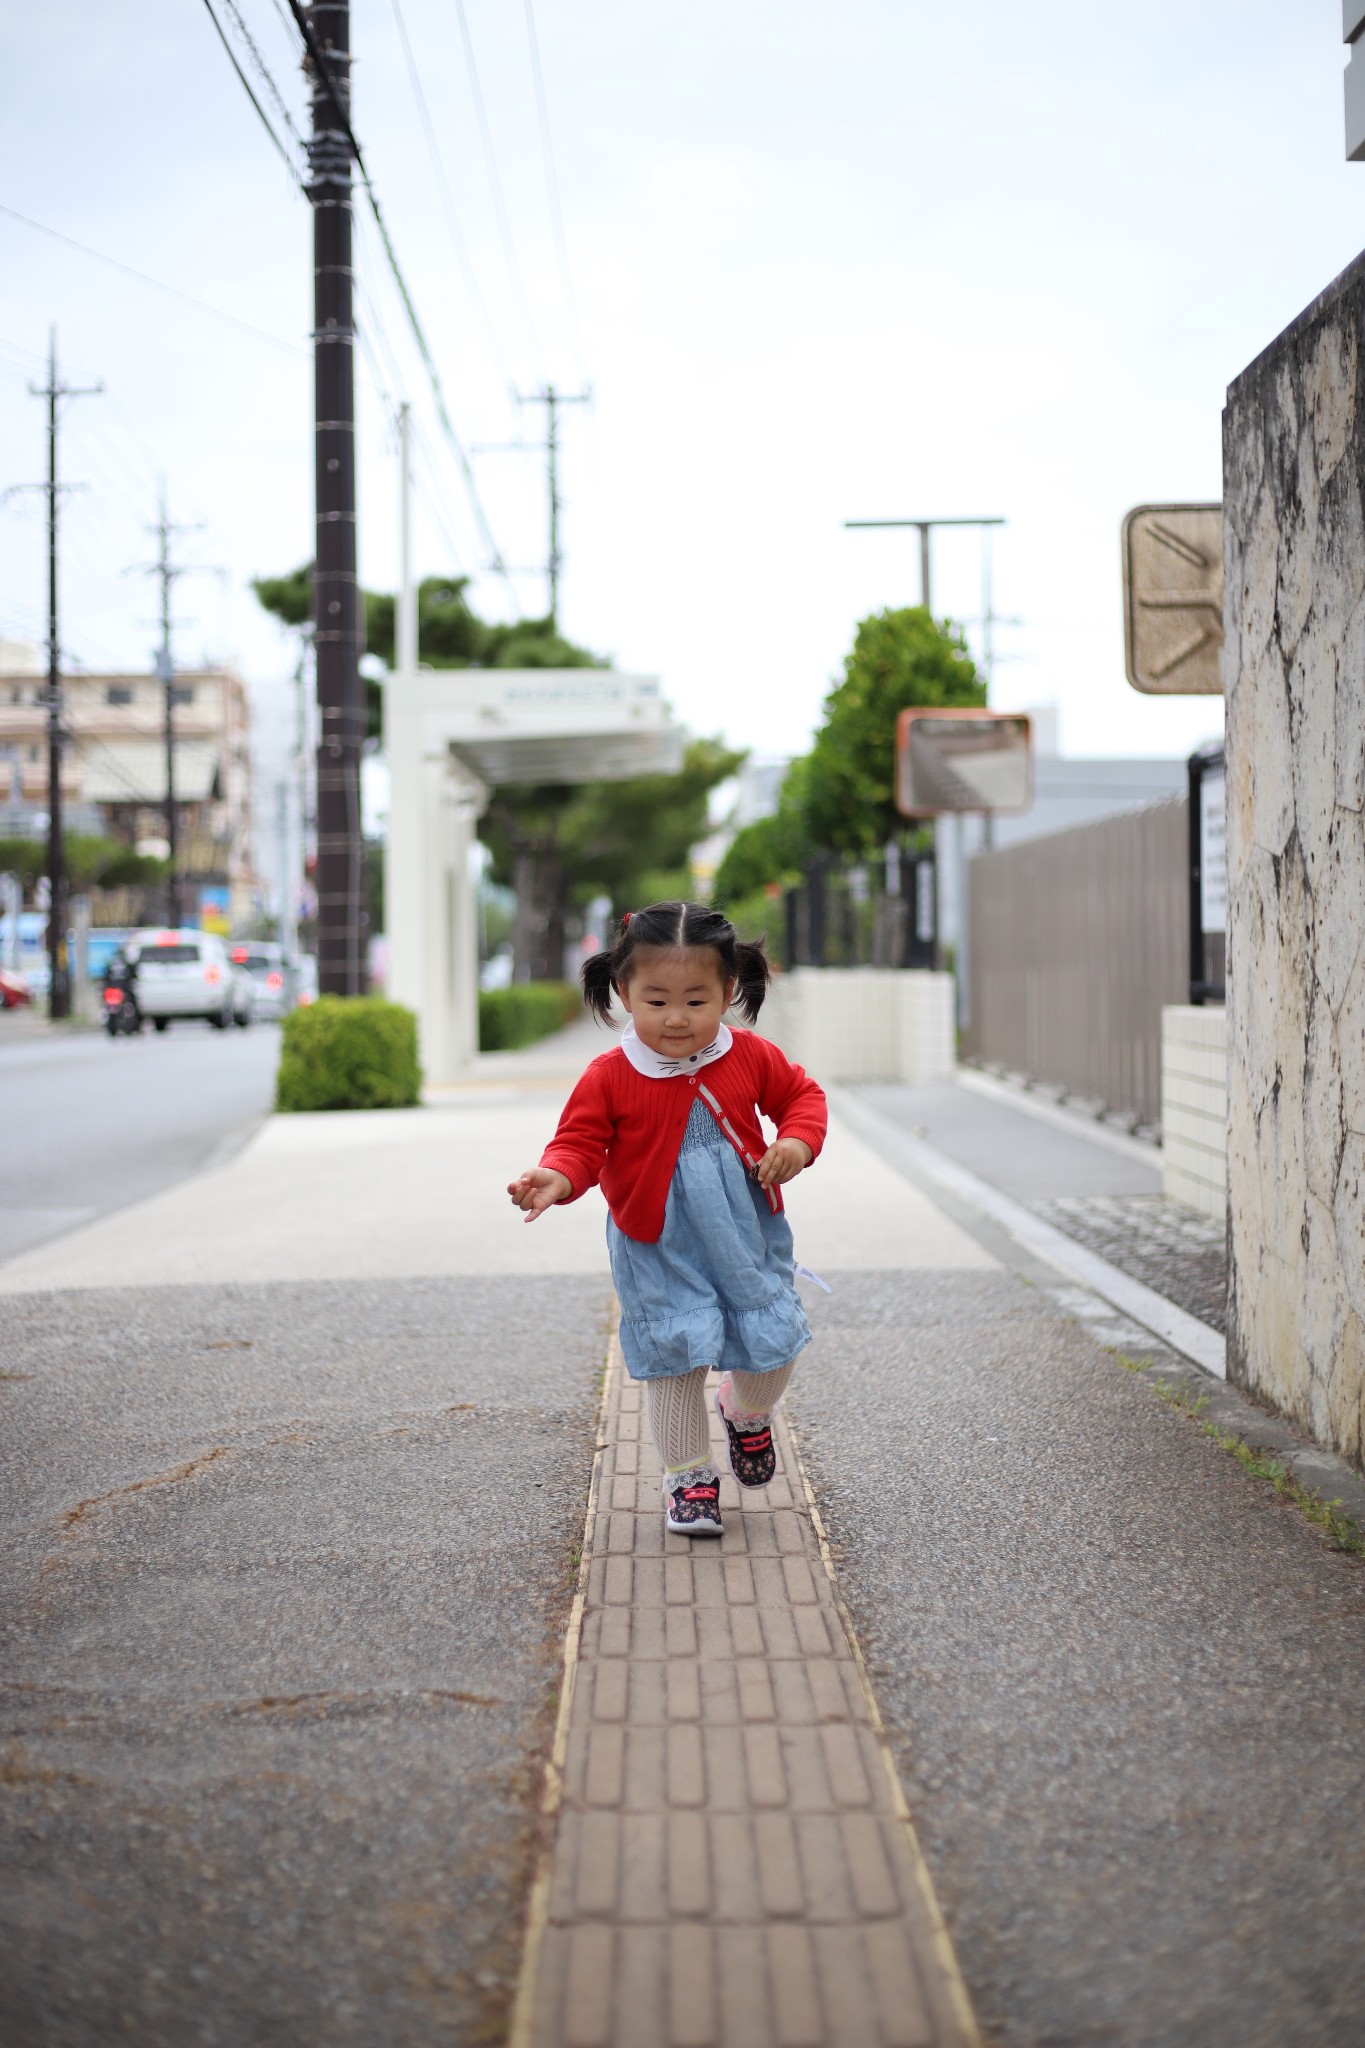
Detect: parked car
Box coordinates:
(124, 929, 254, 1031)
(228, 941, 290, 1020)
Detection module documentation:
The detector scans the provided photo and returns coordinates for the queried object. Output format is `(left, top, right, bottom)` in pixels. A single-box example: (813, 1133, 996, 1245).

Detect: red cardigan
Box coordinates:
(540, 1029, 827, 1244)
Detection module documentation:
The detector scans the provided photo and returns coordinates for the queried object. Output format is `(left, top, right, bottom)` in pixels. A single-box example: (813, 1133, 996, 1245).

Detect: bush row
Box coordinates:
(276, 996, 422, 1112)
(478, 980, 582, 1052)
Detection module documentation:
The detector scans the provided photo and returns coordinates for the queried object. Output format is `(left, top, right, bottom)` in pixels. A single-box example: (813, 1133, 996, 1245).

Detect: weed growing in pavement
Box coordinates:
(1111, 1351, 1365, 1560)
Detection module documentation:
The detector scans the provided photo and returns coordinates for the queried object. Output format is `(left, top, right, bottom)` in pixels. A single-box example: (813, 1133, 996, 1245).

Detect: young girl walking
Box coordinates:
(507, 901, 827, 1538)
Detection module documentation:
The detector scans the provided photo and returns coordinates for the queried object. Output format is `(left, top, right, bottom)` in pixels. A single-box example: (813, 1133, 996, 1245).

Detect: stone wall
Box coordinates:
(759, 968, 955, 1083)
(1224, 248, 1365, 1466)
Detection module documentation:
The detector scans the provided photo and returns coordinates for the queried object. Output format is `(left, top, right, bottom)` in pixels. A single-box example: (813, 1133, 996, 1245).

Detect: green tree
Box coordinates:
(802, 606, 983, 856)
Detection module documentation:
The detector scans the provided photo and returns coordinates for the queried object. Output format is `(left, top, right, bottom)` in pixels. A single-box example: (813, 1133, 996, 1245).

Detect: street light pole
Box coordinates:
(843, 515, 1005, 616)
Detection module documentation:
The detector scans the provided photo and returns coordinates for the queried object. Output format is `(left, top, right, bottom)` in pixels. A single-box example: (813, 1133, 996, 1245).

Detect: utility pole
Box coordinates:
(141, 480, 211, 927)
(21, 330, 101, 1019)
(303, 0, 363, 996)
(844, 515, 1005, 616)
(517, 384, 590, 627)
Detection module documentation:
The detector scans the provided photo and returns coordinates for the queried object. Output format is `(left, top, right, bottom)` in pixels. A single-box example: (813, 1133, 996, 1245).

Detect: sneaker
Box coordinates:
(715, 1386, 777, 1489)
(664, 1475, 723, 1536)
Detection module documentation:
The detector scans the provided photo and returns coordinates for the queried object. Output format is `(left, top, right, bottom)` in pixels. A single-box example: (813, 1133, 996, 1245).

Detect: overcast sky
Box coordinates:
(0, 0, 1360, 771)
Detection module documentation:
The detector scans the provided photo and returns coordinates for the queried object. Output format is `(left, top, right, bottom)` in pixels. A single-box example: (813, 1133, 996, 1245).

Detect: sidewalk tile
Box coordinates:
(603, 1556, 633, 1606)
(792, 1608, 834, 1659)
(715, 1925, 776, 2048)
(724, 1557, 757, 1604)
(665, 1605, 700, 1657)
(841, 1816, 901, 1920)
(701, 1724, 750, 1812)
(767, 1925, 823, 2048)
(669, 1924, 717, 2047)
(806, 1659, 851, 1725)
(623, 1727, 667, 1812)
(565, 1924, 615, 2047)
(593, 1659, 629, 1723)
(728, 1605, 766, 1657)
(709, 1813, 762, 1922)
(811, 1926, 886, 2046)
(736, 1659, 776, 1723)
(585, 1724, 626, 1808)
(613, 1925, 665, 2048)
(863, 1922, 934, 2047)
(794, 1812, 858, 1922)
(619, 1812, 667, 1924)
(820, 1723, 873, 1809)
(771, 1662, 818, 1726)
(780, 1558, 820, 1606)
(667, 1723, 706, 1807)
(598, 1607, 631, 1658)
(628, 1659, 666, 1725)
(777, 1728, 834, 1813)
(668, 1810, 712, 1918)
(699, 1659, 740, 1722)
(665, 1556, 694, 1605)
(754, 1812, 804, 1919)
(575, 1810, 622, 1918)
(667, 1659, 702, 1722)
(743, 1724, 788, 1808)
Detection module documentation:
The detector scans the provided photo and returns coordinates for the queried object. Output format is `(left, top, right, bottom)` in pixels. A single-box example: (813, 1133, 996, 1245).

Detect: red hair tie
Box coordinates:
(621, 911, 632, 926)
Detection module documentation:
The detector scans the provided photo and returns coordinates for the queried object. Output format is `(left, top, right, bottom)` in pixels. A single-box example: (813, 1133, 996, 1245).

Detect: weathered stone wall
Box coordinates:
(1224, 249, 1365, 1466)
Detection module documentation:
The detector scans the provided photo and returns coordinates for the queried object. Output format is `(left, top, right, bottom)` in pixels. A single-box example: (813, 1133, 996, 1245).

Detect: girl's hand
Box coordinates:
(507, 1167, 572, 1221)
(754, 1137, 812, 1188)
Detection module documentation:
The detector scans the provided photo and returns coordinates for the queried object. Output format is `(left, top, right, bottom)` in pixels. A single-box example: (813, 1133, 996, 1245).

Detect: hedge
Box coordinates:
(275, 996, 422, 1111)
(478, 980, 582, 1052)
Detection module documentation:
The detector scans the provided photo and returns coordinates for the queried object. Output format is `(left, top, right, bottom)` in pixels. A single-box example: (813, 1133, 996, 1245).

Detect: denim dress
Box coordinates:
(607, 1096, 813, 1382)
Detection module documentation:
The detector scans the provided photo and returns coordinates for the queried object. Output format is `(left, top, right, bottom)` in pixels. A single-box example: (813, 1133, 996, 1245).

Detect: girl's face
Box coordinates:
(616, 946, 734, 1060)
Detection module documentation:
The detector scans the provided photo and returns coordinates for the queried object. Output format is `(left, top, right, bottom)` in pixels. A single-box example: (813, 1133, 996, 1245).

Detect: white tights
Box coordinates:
(645, 1363, 796, 1477)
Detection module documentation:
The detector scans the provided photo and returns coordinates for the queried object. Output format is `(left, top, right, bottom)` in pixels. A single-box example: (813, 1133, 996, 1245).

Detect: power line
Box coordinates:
(199, 0, 306, 189)
(286, 0, 517, 598)
(522, 0, 587, 379)
(387, 0, 514, 399)
(450, 0, 545, 377)
(219, 0, 308, 153)
(0, 202, 308, 358)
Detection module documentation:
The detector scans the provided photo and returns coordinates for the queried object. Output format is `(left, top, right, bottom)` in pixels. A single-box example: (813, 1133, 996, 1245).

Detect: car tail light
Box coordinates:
(298, 989, 315, 1006)
(231, 948, 249, 963)
(205, 965, 221, 986)
(103, 988, 122, 1007)
(267, 972, 283, 989)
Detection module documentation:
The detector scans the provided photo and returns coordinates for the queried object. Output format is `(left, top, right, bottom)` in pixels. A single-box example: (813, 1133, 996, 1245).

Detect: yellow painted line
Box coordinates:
(507, 1327, 617, 2048)
(785, 1415, 984, 2048)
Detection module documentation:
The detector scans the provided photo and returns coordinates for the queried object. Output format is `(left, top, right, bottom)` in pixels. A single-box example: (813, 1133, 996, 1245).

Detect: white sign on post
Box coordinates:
(1200, 766, 1226, 935)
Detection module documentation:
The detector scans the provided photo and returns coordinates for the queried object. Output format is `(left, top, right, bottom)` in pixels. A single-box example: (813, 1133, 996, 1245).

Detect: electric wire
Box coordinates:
(286, 0, 517, 598)
(387, 0, 516, 400)
(198, 0, 306, 191)
(449, 0, 545, 378)
(522, 0, 588, 379)
(219, 0, 308, 154)
(0, 204, 308, 358)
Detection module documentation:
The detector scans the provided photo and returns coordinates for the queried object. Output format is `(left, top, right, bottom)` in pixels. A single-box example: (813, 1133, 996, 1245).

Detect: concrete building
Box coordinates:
(0, 640, 256, 921)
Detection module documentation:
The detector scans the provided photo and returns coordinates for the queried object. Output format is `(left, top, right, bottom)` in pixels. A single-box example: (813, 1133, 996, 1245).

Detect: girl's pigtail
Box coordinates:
(730, 937, 772, 1023)
(581, 949, 618, 1023)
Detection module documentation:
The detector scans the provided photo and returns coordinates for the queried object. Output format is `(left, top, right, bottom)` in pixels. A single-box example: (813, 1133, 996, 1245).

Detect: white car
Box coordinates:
(127, 929, 254, 1032)
(228, 941, 291, 1020)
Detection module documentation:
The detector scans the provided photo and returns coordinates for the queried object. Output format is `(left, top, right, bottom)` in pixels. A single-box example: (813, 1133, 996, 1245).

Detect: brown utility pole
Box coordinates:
(303, 0, 362, 995)
(23, 330, 101, 1018)
(516, 384, 590, 628)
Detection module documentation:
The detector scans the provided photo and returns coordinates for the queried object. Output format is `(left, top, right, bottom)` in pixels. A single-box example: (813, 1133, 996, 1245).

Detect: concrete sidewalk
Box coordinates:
(6, 1034, 1365, 2046)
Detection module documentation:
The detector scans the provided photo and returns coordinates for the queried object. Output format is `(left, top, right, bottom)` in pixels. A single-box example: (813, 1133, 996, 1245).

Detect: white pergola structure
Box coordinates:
(385, 668, 683, 1082)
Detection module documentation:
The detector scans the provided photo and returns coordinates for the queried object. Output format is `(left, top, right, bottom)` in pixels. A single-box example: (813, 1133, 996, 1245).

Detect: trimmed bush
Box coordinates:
(478, 980, 582, 1052)
(275, 996, 422, 1112)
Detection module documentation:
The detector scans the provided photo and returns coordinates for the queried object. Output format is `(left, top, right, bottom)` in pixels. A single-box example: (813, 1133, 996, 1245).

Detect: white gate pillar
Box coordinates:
(386, 683, 487, 1085)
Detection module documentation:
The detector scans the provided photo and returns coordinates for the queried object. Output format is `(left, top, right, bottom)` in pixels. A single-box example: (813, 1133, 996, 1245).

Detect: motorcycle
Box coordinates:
(102, 954, 142, 1037)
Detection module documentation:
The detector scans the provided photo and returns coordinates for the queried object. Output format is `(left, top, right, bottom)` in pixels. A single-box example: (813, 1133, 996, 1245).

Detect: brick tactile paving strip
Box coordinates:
(519, 1347, 978, 2048)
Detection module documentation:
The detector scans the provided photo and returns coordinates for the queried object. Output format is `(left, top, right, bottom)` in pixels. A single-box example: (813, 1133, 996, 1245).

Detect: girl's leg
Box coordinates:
(722, 1361, 796, 1421)
(715, 1362, 797, 1489)
(645, 1366, 713, 1480)
(646, 1367, 722, 1535)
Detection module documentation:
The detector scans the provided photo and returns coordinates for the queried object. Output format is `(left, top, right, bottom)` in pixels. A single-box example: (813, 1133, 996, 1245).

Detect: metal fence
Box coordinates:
(962, 796, 1189, 1130)
(783, 852, 936, 970)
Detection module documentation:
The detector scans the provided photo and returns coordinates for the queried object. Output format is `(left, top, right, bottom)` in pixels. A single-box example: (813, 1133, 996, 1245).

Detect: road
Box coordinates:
(0, 1019, 280, 1265)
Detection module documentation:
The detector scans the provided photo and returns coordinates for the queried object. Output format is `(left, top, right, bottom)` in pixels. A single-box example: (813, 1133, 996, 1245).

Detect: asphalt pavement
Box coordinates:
(4, 1039, 1365, 2046)
(0, 1017, 279, 1263)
